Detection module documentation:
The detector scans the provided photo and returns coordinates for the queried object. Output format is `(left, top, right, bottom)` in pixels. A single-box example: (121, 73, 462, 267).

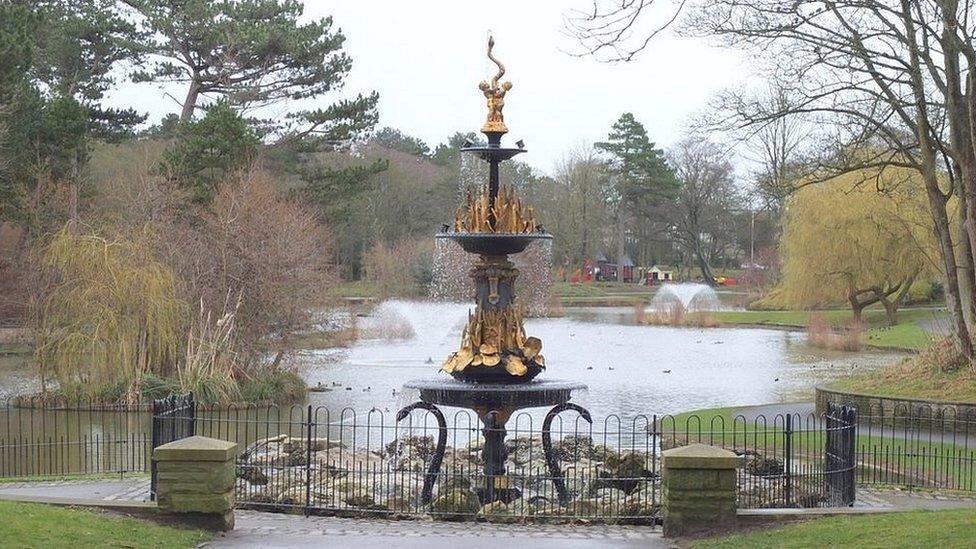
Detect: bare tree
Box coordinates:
(740, 85, 809, 213)
(666, 136, 743, 283)
(553, 147, 611, 263)
(569, 0, 976, 363)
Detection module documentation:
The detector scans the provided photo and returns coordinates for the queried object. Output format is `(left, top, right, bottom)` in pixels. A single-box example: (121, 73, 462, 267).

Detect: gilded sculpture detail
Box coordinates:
(441, 305, 544, 377)
(453, 185, 537, 234)
(438, 35, 548, 381)
(480, 36, 512, 134)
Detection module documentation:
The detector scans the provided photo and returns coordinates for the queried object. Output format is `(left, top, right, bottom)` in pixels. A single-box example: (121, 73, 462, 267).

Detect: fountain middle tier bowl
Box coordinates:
(449, 360, 544, 384)
(436, 232, 552, 256)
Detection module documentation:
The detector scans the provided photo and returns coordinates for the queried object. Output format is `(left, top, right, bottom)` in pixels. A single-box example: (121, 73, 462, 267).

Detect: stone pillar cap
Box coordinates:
(153, 435, 238, 462)
(662, 443, 738, 469)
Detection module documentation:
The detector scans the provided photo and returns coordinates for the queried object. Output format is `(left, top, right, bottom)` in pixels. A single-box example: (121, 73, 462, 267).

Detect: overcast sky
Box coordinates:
(105, 1, 751, 175)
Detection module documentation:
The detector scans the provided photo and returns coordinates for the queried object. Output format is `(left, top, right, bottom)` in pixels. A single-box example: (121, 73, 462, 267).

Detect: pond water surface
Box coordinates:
(298, 301, 902, 420)
(0, 300, 905, 475)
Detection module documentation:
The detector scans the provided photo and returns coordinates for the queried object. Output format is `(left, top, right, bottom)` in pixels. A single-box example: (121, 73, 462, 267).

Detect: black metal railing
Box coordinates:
(655, 405, 855, 508)
(856, 402, 976, 491)
(2, 396, 973, 520)
(158, 402, 855, 519)
(150, 393, 195, 500)
(0, 396, 151, 478)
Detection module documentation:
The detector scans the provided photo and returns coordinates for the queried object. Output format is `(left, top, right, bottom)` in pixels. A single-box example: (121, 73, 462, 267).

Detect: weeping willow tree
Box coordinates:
(777, 166, 939, 325)
(33, 228, 188, 401)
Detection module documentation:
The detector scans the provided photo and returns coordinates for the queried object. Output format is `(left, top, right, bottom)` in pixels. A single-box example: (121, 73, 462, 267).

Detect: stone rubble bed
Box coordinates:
(234, 434, 811, 521)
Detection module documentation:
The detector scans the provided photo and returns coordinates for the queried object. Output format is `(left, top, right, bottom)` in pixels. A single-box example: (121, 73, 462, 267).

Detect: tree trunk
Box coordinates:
(694, 240, 714, 285)
(616, 210, 625, 283)
(958, 202, 976, 324)
(68, 181, 79, 224)
(580, 199, 588, 262)
(180, 79, 201, 122)
(879, 276, 916, 327)
(848, 294, 865, 323)
(881, 299, 896, 326)
(67, 150, 81, 230)
(903, 1, 973, 363)
(925, 178, 972, 359)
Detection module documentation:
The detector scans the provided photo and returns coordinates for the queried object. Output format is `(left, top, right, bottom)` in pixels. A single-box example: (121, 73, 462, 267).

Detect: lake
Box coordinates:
(298, 301, 901, 420)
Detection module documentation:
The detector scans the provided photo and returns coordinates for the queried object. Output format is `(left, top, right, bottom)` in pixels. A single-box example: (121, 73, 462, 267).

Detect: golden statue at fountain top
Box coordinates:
(479, 36, 512, 134)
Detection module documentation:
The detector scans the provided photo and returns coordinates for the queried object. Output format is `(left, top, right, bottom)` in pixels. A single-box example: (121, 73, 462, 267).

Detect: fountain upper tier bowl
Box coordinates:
(436, 232, 552, 256)
(460, 145, 526, 163)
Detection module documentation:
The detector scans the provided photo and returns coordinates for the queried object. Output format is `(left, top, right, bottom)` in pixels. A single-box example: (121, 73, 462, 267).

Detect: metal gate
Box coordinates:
(824, 402, 857, 506)
(150, 393, 195, 500)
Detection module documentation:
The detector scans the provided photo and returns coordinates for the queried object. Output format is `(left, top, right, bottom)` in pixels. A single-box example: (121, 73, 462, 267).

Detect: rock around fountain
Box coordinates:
(398, 37, 589, 506)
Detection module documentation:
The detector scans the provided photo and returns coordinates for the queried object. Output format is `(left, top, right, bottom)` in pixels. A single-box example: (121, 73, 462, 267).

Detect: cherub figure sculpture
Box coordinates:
(479, 36, 512, 134)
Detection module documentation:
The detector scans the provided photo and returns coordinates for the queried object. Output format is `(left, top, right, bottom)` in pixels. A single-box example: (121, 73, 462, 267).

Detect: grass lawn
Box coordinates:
(828, 358, 976, 403)
(693, 508, 976, 548)
(668, 405, 744, 426)
(551, 281, 652, 305)
(701, 307, 941, 351)
(0, 500, 211, 548)
(327, 280, 382, 299)
(0, 343, 30, 356)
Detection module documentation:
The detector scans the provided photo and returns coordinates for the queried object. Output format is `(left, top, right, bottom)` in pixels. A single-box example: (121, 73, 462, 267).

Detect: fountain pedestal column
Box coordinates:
(471, 255, 518, 311)
(478, 409, 514, 503)
(397, 379, 590, 505)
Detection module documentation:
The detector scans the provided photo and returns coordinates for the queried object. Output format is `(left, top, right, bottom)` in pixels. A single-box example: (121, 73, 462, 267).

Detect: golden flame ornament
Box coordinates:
(440, 305, 544, 377)
(453, 185, 538, 234)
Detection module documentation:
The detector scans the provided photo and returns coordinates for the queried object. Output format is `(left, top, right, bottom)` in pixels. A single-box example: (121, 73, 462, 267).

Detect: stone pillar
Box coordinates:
(153, 435, 238, 531)
(661, 443, 738, 537)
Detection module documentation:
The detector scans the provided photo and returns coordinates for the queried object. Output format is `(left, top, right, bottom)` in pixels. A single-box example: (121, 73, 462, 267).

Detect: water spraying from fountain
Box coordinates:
(431, 238, 553, 315)
(649, 282, 722, 313)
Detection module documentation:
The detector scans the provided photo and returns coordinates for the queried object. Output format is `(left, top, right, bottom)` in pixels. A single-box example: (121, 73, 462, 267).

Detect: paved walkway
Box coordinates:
(857, 486, 976, 510)
(209, 511, 668, 549)
(0, 477, 150, 502)
(3, 478, 976, 547)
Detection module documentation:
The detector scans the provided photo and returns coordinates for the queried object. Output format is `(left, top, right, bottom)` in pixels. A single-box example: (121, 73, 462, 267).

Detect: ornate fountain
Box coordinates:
(398, 36, 590, 506)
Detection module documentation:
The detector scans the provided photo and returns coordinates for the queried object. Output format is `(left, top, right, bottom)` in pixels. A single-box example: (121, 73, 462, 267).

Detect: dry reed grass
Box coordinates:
(632, 302, 646, 324)
(179, 293, 241, 403)
(543, 294, 565, 318)
(806, 313, 864, 351)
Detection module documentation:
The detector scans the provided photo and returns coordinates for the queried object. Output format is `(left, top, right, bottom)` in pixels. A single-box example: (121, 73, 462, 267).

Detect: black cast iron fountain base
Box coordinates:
(396, 379, 590, 506)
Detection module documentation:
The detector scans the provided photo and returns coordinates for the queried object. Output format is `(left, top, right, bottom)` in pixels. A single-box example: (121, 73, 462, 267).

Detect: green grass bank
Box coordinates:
(0, 500, 210, 548)
(692, 508, 976, 548)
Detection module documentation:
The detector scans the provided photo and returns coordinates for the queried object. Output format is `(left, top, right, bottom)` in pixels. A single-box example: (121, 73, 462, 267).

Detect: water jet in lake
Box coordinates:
(649, 282, 722, 313)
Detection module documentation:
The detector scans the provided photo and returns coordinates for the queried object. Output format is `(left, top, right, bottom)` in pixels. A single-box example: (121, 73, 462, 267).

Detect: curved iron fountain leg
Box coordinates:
(542, 403, 593, 505)
(396, 401, 447, 506)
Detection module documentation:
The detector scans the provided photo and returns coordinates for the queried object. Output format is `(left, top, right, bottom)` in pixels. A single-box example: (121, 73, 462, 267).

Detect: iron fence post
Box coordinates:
(846, 406, 856, 506)
(188, 392, 195, 438)
(305, 404, 313, 517)
(150, 398, 160, 501)
(784, 413, 793, 507)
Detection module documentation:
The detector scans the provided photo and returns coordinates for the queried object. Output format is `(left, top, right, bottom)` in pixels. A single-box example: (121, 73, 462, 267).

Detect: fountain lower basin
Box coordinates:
(403, 378, 585, 410)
